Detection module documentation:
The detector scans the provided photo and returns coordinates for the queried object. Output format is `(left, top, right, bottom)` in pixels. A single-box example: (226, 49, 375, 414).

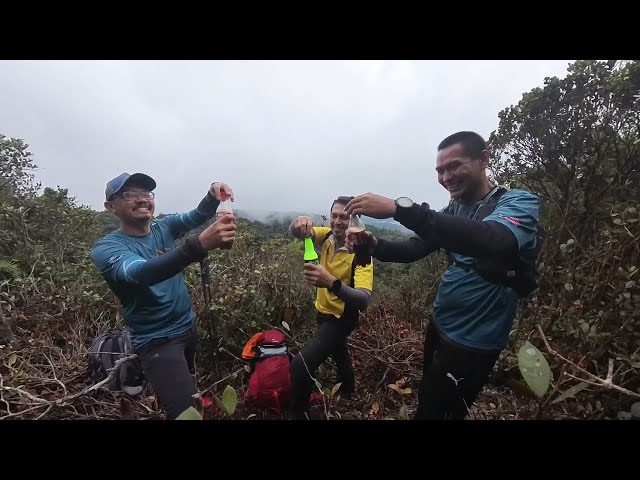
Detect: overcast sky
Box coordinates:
(0, 60, 574, 215)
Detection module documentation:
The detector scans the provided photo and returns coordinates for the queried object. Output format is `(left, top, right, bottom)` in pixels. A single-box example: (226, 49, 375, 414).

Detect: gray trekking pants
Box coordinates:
(135, 325, 199, 420)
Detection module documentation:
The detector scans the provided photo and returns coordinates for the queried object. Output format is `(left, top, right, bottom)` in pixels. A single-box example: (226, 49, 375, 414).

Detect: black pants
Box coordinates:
(415, 322, 500, 420)
(136, 325, 199, 420)
(288, 311, 358, 415)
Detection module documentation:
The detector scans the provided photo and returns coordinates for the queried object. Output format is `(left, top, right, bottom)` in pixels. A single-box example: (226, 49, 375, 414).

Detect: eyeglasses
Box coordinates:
(115, 191, 155, 201)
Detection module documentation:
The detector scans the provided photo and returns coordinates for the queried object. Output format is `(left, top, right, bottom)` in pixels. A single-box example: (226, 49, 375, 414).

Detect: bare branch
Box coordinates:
(537, 325, 640, 399)
(43, 351, 67, 396)
(0, 354, 138, 419)
(201, 367, 245, 395)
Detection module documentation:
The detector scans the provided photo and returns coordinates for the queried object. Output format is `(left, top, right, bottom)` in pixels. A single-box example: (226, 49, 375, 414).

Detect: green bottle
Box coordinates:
(304, 236, 319, 264)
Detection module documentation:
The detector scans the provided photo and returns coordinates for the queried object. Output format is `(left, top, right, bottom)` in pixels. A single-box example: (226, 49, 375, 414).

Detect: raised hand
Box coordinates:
(303, 263, 336, 289)
(346, 229, 378, 255)
(209, 182, 234, 201)
(344, 193, 396, 219)
(292, 215, 314, 237)
(198, 214, 236, 250)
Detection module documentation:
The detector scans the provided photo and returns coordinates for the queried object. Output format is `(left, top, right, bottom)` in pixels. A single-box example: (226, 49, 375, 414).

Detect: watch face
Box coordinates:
(396, 197, 413, 208)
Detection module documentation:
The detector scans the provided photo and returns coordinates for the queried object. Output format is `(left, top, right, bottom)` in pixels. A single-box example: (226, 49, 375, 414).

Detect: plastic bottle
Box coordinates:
(216, 191, 234, 220)
(304, 236, 319, 264)
(347, 215, 370, 266)
(216, 191, 234, 249)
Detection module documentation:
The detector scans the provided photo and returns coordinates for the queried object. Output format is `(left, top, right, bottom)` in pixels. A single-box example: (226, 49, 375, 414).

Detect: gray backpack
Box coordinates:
(88, 329, 146, 397)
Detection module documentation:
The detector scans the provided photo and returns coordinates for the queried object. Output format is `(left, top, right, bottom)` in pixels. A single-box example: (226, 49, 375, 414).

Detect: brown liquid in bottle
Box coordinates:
(346, 226, 370, 266)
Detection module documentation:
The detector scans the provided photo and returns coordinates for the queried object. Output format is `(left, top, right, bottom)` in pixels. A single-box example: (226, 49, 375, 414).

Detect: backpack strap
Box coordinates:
(443, 185, 540, 297)
(320, 229, 332, 245)
(121, 331, 133, 355)
(444, 185, 509, 267)
(318, 228, 360, 313)
(100, 335, 117, 373)
(88, 333, 110, 379)
(319, 229, 357, 289)
(349, 257, 356, 288)
(473, 185, 509, 221)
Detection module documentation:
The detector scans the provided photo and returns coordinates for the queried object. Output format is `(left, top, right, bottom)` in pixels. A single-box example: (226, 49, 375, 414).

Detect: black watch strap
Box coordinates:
(329, 279, 342, 294)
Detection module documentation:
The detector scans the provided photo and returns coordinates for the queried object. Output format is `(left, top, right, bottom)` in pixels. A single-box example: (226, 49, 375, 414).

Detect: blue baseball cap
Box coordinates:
(105, 172, 156, 201)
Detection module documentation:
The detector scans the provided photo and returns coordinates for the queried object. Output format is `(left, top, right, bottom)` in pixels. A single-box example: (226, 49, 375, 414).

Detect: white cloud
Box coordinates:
(0, 59, 573, 216)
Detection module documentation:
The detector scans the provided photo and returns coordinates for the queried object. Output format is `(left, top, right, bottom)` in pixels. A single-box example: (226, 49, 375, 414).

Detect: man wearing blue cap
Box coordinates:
(91, 172, 236, 420)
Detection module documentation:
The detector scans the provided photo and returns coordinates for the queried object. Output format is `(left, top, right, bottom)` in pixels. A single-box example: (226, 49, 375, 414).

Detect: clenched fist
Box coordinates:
(198, 214, 236, 250)
(209, 182, 234, 201)
(292, 215, 314, 238)
(303, 263, 336, 289)
(345, 229, 378, 255)
(344, 193, 396, 219)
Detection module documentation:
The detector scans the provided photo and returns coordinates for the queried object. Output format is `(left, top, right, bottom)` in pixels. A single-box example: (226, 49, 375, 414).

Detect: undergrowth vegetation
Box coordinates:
(1, 60, 639, 420)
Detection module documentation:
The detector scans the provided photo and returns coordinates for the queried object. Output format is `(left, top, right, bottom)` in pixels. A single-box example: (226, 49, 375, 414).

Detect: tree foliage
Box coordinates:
(489, 60, 640, 236)
(1, 60, 639, 420)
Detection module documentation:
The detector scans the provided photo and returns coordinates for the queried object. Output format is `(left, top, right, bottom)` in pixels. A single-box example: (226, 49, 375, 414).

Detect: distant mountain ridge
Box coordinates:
(233, 209, 411, 233)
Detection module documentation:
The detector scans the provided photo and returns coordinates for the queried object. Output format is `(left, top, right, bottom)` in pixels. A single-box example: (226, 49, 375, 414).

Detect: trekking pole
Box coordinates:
(200, 259, 212, 333)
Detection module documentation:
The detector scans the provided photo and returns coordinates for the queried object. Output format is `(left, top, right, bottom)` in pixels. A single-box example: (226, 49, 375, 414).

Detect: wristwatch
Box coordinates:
(394, 197, 414, 220)
(329, 279, 342, 294)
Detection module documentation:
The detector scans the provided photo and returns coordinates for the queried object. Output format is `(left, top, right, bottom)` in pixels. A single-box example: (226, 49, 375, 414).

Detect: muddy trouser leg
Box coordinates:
(415, 324, 500, 420)
(137, 326, 200, 420)
(288, 312, 356, 415)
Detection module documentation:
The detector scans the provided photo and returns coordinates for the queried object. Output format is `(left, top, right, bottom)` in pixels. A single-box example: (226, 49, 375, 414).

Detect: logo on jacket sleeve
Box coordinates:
(499, 214, 521, 227)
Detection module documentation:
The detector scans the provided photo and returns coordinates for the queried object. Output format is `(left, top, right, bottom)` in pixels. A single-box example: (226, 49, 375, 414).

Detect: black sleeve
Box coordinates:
(332, 283, 371, 311)
(128, 235, 208, 286)
(372, 236, 437, 263)
(196, 191, 220, 216)
(394, 203, 518, 257)
(167, 191, 221, 239)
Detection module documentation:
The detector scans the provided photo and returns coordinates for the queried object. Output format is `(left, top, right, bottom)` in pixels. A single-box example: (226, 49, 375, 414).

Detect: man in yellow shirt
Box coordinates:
(287, 196, 374, 420)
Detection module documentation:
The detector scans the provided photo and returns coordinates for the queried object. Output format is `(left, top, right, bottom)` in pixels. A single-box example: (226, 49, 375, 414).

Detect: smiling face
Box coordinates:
(330, 201, 350, 242)
(436, 142, 490, 203)
(104, 183, 155, 228)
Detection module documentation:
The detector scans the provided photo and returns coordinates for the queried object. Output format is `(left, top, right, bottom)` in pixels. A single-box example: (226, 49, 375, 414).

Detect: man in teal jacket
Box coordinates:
(91, 172, 236, 419)
(344, 131, 542, 420)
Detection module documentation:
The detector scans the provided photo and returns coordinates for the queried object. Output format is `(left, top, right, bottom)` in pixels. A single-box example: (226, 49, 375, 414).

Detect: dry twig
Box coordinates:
(0, 354, 138, 419)
(536, 325, 640, 400)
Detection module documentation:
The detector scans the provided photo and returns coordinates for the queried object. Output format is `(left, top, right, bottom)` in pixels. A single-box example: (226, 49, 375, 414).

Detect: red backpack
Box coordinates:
(241, 329, 293, 414)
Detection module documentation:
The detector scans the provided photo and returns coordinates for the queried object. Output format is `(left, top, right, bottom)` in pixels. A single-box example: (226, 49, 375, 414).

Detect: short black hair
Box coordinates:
(438, 131, 486, 159)
(331, 196, 354, 211)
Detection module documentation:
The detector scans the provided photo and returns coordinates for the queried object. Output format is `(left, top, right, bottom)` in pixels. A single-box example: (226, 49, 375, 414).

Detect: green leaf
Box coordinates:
(550, 382, 589, 404)
(397, 405, 409, 420)
(221, 385, 237, 415)
(0, 259, 21, 280)
(331, 382, 342, 397)
(518, 341, 551, 398)
(8, 354, 17, 367)
(175, 406, 203, 420)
